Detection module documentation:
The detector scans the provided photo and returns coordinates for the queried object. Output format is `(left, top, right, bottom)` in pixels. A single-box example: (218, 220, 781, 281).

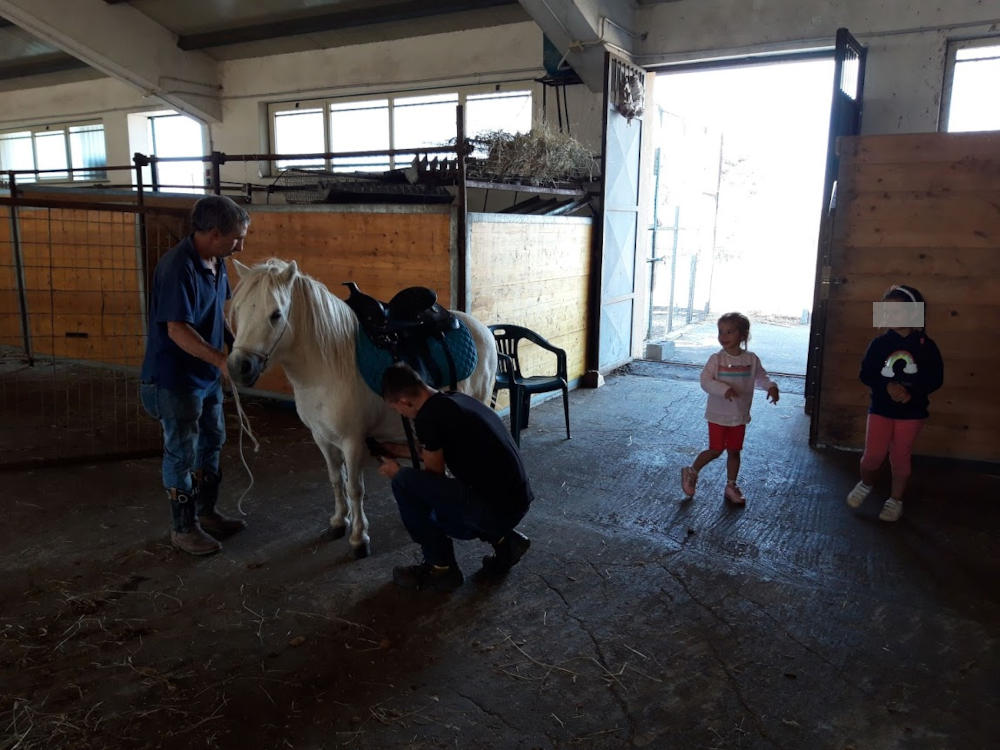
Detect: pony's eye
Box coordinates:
(269, 310, 282, 322)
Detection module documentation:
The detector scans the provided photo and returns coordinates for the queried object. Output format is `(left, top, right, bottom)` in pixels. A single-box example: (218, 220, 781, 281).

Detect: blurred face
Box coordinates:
(718, 322, 744, 351)
(211, 222, 248, 258)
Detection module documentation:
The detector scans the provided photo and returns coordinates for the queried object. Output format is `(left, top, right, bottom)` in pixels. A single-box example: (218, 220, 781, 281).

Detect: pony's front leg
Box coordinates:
(314, 438, 349, 539)
(342, 440, 371, 558)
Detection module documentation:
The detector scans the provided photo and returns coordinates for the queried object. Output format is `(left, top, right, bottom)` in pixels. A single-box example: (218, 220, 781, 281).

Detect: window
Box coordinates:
(943, 38, 1000, 132)
(329, 99, 390, 172)
(147, 112, 207, 193)
(0, 121, 107, 183)
(267, 85, 533, 173)
(466, 90, 532, 138)
(393, 93, 459, 165)
(274, 107, 326, 170)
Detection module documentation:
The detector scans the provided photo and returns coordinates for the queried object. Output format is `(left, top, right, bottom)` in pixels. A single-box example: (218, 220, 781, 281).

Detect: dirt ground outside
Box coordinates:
(2, 364, 997, 749)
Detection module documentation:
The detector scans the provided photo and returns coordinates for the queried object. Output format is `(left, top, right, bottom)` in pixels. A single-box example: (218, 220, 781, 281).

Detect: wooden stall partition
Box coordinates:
(236, 205, 454, 395)
(15, 206, 146, 366)
(815, 132, 1000, 462)
(467, 213, 592, 409)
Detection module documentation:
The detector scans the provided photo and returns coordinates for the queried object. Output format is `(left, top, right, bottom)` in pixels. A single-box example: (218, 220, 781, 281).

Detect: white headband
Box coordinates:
(889, 285, 917, 303)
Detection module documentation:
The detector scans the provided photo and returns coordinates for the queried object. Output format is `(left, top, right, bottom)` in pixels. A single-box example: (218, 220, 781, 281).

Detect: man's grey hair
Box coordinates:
(191, 195, 250, 235)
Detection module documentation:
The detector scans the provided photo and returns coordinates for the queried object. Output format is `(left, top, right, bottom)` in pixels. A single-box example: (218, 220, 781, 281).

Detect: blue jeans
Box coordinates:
(140, 381, 225, 491)
(391, 467, 526, 566)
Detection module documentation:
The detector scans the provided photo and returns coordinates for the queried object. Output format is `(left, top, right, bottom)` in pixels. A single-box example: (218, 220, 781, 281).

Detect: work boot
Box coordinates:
(481, 530, 531, 576)
(168, 489, 221, 556)
(193, 469, 246, 539)
(392, 562, 464, 592)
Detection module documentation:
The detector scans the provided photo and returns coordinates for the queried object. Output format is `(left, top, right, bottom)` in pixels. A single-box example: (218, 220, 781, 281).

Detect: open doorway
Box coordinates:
(643, 58, 833, 376)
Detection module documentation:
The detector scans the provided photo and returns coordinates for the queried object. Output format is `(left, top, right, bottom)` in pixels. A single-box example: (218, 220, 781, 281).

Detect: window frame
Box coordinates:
(144, 110, 209, 193)
(266, 82, 536, 175)
(940, 35, 1000, 132)
(0, 118, 108, 184)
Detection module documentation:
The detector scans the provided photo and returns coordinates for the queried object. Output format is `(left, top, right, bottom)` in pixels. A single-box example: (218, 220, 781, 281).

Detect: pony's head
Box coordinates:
(227, 258, 299, 387)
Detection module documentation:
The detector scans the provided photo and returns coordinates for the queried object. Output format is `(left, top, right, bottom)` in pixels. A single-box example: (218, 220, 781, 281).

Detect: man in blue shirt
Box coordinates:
(140, 195, 249, 555)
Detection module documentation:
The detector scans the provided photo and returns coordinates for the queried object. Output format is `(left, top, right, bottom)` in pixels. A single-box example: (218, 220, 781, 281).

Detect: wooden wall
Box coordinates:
(236, 205, 453, 395)
(1, 196, 451, 401)
(0, 206, 146, 365)
(815, 132, 1000, 463)
(468, 213, 592, 407)
(1, 190, 194, 367)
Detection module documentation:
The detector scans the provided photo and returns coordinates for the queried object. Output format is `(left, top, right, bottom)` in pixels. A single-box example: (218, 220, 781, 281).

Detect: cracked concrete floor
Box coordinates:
(2, 362, 997, 749)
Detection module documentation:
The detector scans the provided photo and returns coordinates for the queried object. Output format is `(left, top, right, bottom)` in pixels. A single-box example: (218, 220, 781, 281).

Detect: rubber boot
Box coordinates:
(169, 488, 221, 556)
(194, 469, 246, 538)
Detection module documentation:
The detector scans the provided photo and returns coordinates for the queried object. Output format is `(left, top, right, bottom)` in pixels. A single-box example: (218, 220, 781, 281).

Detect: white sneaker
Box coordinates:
(878, 498, 903, 522)
(846, 481, 872, 508)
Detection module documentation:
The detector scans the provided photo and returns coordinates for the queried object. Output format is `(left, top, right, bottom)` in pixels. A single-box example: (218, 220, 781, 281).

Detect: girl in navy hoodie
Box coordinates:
(846, 284, 944, 521)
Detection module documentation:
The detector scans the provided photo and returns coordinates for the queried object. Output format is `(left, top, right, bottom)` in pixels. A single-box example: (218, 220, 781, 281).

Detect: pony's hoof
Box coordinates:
(352, 540, 372, 559)
(321, 525, 347, 541)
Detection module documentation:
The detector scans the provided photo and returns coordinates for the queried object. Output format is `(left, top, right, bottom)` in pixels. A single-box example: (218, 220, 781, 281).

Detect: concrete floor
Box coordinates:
(645, 318, 812, 376)
(2, 362, 997, 749)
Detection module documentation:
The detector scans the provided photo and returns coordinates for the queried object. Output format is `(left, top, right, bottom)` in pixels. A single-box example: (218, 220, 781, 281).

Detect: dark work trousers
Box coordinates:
(391, 467, 524, 567)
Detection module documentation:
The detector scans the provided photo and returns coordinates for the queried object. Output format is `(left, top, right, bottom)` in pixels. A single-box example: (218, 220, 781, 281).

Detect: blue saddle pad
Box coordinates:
(356, 321, 478, 395)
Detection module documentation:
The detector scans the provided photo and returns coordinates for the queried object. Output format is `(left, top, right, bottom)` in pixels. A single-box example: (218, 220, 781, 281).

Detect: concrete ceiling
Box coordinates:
(0, 0, 650, 120)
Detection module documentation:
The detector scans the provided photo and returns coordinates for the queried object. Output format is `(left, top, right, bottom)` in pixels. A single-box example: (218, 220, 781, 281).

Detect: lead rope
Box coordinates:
(228, 382, 260, 515)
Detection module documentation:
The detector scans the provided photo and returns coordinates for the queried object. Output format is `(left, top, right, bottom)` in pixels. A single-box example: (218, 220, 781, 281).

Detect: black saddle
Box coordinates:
(343, 281, 460, 390)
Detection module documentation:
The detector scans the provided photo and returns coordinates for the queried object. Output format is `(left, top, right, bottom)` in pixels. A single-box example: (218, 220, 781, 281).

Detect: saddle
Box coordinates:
(343, 281, 461, 390)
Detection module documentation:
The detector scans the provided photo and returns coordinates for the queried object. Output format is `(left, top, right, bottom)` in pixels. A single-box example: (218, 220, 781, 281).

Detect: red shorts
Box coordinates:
(708, 422, 746, 451)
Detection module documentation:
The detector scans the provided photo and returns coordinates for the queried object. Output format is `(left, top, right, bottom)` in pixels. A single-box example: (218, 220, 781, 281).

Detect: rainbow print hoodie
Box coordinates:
(859, 329, 944, 419)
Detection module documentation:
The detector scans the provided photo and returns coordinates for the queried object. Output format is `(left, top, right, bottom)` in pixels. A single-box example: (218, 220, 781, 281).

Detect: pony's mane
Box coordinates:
(232, 259, 357, 374)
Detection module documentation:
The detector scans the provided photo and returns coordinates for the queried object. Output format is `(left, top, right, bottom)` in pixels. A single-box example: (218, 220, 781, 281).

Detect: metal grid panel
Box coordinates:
(0, 200, 189, 468)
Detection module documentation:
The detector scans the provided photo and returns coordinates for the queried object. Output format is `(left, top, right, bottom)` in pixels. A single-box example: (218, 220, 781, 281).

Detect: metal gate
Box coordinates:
(0, 190, 191, 468)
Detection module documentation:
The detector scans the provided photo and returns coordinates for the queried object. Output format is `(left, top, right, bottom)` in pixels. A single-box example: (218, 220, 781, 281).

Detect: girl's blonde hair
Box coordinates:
(718, 312, 751, 349)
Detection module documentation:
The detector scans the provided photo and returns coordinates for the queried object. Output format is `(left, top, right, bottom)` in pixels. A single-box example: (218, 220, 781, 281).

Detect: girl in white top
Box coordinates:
(680, 312, 779, 505)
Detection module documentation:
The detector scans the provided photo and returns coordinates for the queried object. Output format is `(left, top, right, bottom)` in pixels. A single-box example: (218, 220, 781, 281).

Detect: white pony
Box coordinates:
(226, 258, 497, 558)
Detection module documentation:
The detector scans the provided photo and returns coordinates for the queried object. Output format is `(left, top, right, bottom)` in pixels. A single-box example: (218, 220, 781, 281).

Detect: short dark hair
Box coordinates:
(381, 362, 426, 400)
(191, 195, 250, 235)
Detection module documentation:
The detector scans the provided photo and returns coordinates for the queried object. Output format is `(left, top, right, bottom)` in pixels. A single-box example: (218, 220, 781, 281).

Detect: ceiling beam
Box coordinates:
(518, 0, 639, 91)
(0, 0, 222, 121)
(178, 0, 519, 50)
(0, 52, 90, 78)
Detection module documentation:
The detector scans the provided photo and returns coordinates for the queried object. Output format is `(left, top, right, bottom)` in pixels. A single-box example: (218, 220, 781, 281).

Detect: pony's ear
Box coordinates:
(232, 258, 251, 278)
(280, 260, 298, 282)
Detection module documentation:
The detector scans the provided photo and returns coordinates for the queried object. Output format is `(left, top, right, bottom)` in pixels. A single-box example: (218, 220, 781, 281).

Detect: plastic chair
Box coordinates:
(488, 324, 570, 447)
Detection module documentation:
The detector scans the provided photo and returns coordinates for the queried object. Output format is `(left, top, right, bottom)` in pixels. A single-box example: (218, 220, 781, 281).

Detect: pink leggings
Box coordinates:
(860, 414, 925, 481)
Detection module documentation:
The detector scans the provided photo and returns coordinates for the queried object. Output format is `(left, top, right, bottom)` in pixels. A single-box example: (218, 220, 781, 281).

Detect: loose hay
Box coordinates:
(468, 125, 598, 185)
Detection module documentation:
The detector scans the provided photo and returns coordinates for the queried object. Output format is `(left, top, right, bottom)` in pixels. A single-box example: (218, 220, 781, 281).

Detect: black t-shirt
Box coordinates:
(415, 392, 533, 512)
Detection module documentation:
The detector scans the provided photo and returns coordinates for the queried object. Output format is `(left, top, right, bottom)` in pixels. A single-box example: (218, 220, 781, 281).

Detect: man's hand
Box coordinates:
(215, 351, 231, 384)
(377, 458, 401, 479)
(767, 385, 779, 404)
(168, 321, 230, 379)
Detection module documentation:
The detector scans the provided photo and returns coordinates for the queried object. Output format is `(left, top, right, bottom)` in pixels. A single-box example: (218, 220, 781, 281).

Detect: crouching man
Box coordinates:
(377, 363, 533, 592)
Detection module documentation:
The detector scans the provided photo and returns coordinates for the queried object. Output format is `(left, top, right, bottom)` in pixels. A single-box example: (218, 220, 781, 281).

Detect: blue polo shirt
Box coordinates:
(141, 235, 231, 392)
